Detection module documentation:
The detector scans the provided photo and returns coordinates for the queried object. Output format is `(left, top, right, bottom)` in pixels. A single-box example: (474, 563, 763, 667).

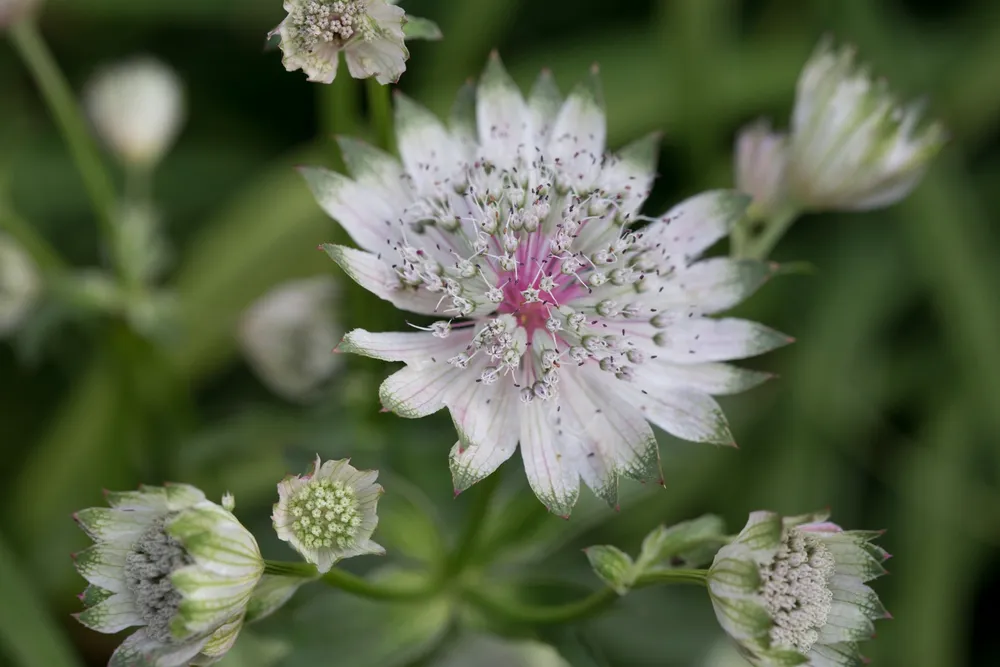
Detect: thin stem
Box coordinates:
(366, 79, 393, 151)
(447, 469, 502, 574)
(9, 21, 118, 247)
(465, 569, 707, 626)
(733, 207, 800, 261)
(263, 560, 439, 601)
(319, 75, 360, 139)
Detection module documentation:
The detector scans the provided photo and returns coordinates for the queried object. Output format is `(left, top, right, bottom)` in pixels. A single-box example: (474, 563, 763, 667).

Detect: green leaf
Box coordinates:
(635, 514, 729, 572)
(583, 545, 635, 595)
(403, 15, 444, 41)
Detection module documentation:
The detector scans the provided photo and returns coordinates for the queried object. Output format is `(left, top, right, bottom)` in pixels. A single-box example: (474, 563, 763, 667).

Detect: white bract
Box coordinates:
(238, 277, 342, 402)
(0, 233, 41, 336)
(734, 120, 789, 220)
(73, 485, 264, 666)
(273, 0, 407, 84)
(708, 511, 890, 666)
(786, 40, 945, 212)
(272, 456, 384, 572)
(309, 54, 789, 515)
(84, 57, 186, 168)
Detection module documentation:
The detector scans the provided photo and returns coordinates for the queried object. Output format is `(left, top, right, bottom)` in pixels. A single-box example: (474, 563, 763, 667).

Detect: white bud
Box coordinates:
(84, 57, 185, 168)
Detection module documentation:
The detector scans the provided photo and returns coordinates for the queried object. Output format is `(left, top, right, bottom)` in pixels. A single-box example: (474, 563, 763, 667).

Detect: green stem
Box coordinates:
(0, 206, 66, 274)
(733, 207, 800, 261)
(319, 75, 360, 139)
(466, 569, 707, 626)
(447, 469, 502, 573)
(366, 79, 393, 151)
(263, 560, 438, 601)
(9, 21, 119, 248)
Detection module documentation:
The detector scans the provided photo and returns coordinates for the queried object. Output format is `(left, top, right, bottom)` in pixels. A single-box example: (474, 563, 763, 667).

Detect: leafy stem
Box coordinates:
(263, 560, 441, 601)
(731, 206, 800, 261)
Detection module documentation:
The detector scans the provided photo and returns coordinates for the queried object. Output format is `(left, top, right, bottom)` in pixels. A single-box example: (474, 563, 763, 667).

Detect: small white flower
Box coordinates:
(84, 57, 186, 168)
(272, 456, 384, 573)
(238, 276, 342, 402)
(707, 511, 891, 666)
(787, 39, 945, 212)
(311, 54, 787, 515)
(734, 120, 789, 220)
(0, 0, 41, 28)
(272, 0, 408, 84)
(73, 484, 264, 666)
(0, 233, 41, 337)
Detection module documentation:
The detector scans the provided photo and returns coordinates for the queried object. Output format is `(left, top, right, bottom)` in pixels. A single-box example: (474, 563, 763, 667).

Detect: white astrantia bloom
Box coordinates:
(308, 54, 788, 515)
(272, 0, 408, 84)
(73, 484, 265, 666)
(84, 57, 186, 168)
(735, 120, 790, 220)
(272, 456, 384, 573)
(787, 39, 945, 212)
(0, 233, 42, 336)
(707, 511, 891, 666)
(238, 277, 342, 402)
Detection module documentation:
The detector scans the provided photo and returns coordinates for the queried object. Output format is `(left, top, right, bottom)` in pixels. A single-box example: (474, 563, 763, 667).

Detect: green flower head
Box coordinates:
(272, 456, 385, 572)
(707, 511, 890, 666)
(73, 484, 264, 666)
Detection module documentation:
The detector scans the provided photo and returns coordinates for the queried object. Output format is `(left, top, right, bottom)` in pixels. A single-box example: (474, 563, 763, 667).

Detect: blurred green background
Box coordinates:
(2, 0, 999, 665)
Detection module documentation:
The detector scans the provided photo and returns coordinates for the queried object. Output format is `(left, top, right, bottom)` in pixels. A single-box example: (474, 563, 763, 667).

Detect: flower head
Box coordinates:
(734, 120, 789, 220)
(84, 57, 186, 168)
(272, 456, 384, 572)
(73, 484, 264, 666)
(307, 54, 788, 515)
(707, 511, 890, 666)
(787, 39, 945, 212)
(238, 277, 342, 402)
(0, 233, 41, 337)
(273, 0, 407, 84)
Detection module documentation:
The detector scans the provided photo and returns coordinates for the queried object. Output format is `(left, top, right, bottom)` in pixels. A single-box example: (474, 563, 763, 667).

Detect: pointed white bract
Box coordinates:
(0, 233, 41, 336)
(786, 40, 944, 212)
(272, 456, 385, 573)
(311, 54, 787, 515)
(735, 120, 790, 220)
(707, 511, 890, 666)
(84, 57, 186, 168)
(238, 276, 342, 402)
(73, 485, 264, 666)
(272, 0, 408, 84)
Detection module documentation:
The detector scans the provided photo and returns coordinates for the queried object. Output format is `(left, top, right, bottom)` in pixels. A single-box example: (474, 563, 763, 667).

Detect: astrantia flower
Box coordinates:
(272, 0, 407, 84)
(306, 54, 788, 515)
(0, 233, 41, 336)
(272, 456, 384, 572)
(707, 511, 891, 666)
(73, 485, 264, 666)
(734, 120, 789, 220)
(84, 57, 186, 168)
(786, 39, 945, 212)
(238, 277, 342, 402)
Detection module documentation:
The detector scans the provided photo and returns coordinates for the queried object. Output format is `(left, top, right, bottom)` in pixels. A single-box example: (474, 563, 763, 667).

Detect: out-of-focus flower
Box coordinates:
(707, 511, 890, 666)
(238, 276, 341, 402)
(434, 634, 571, 667)
(0, 0, 42, 28)
(84, 57, 185, 168)
(272, 456, 384, 573)
(311, 53, 787, 515)
(73, 485, 264, 666)
(272, 0, 408, 84)
(734, 121, 789, 220)
(0, 233, 41, 336)
(786, 40, 945, 212)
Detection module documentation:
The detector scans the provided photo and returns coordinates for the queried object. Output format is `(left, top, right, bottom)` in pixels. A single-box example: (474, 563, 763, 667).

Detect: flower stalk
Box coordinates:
(366, 78, 393, 150)
(262, 560, 440, 601)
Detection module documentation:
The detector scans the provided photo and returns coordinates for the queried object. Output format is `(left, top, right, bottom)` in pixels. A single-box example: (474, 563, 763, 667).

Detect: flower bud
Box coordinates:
(734, 120, 789, 219)
(707, 511, 890, 666)
(73, 485, 264, 665)
(0, 234, 41, 336)
(84, 57, 185, 169)
(238, 277, 342, 403)
(272, 0, 409, 85)
(272, 456, 385, 573)
(787, 39, 945, 212)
